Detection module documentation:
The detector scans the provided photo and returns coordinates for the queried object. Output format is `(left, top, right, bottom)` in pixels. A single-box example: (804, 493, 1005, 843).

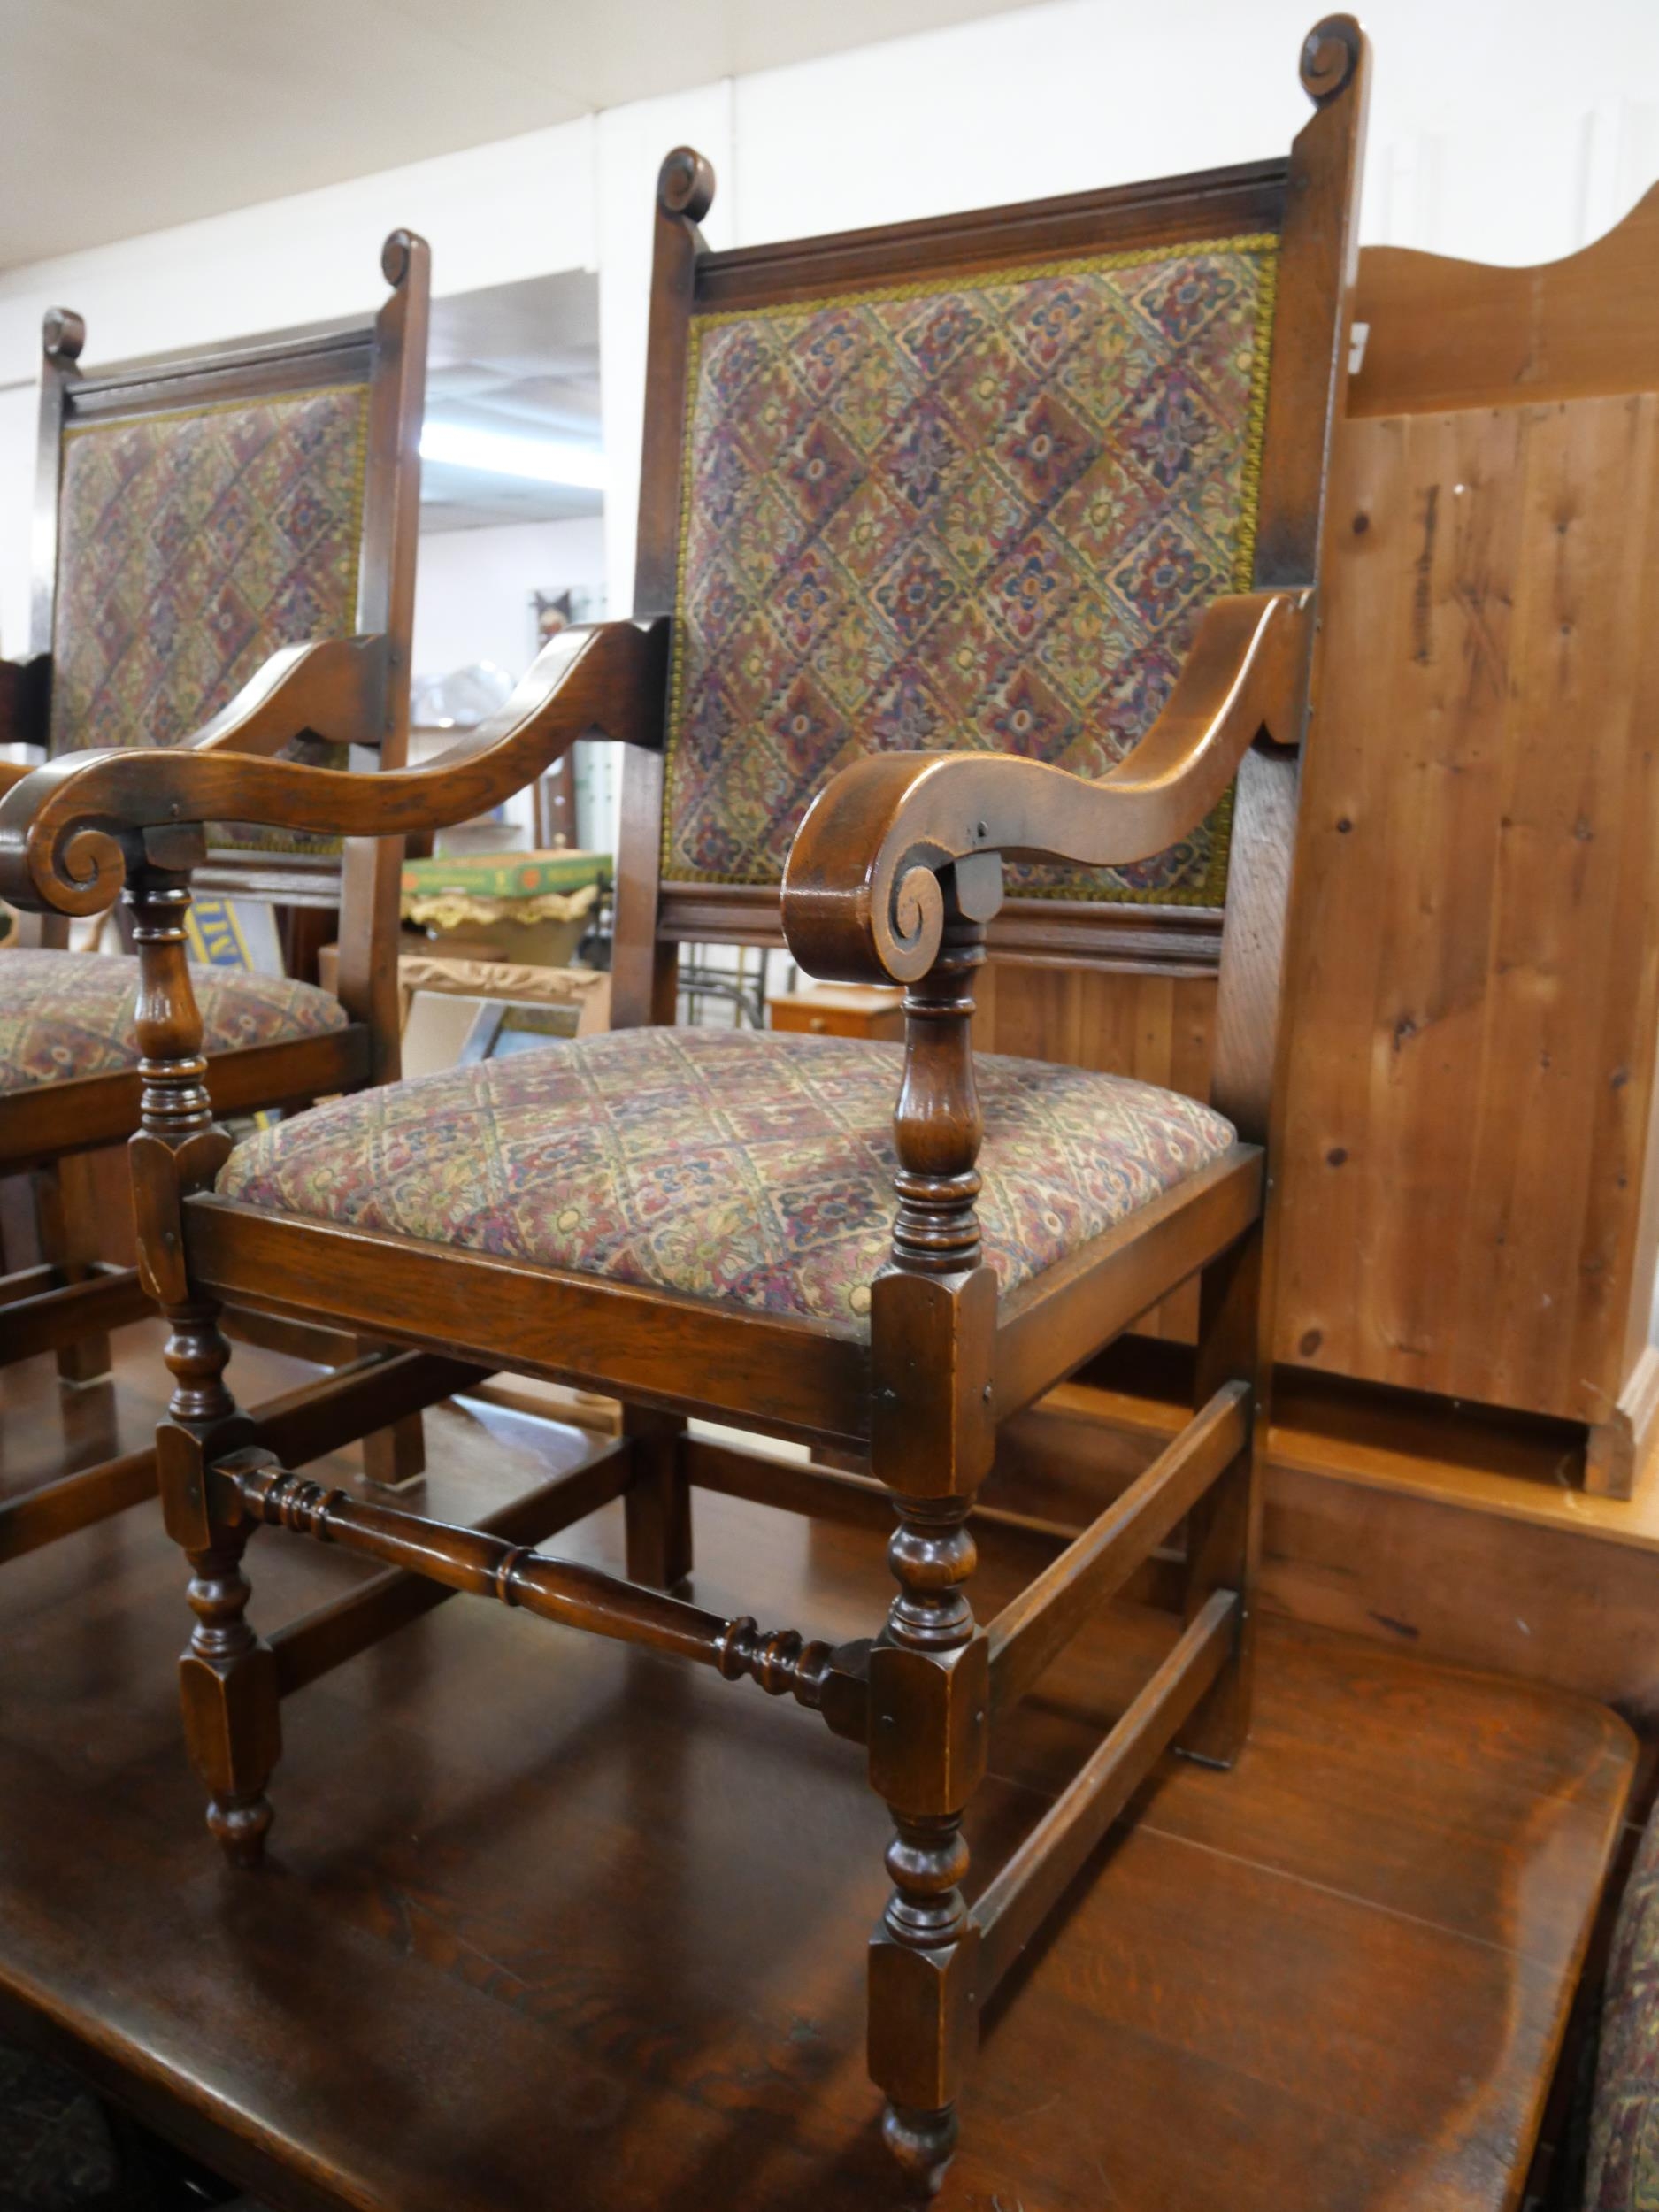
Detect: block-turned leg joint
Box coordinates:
(159, 1307, 282, 1869)
(179, 1522, 281, 1865)
(867, 1506, 990, 2194)
(863, 884, 998, 2189)
(127, 861, 281, 1866)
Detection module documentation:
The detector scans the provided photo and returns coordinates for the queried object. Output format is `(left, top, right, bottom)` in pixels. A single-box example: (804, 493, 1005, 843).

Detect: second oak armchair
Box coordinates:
(0, 16, 1366, 2190)
(0, 230, 432, 1555)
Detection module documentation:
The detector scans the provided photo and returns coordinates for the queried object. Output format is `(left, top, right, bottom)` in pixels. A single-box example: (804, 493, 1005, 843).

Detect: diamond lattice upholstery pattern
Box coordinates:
(0, 951, 348, 1094)
(216, 1028, 1237, 1329)
(50, 384, 369, 854)
(664, 239, 1277, 903)
(1587, 1801, 1659, 2207)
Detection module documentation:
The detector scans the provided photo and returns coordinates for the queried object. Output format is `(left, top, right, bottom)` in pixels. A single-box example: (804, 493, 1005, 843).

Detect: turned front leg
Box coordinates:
(179, 1489, 280, 1864)
(866, 891, 997, 2194)
(867, 1494, 988, 2192)
(129, 862, 280, 1864)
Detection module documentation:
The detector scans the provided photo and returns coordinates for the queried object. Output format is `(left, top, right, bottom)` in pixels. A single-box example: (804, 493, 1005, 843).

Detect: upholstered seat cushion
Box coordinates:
(0, 950, 349, 1094)
(216, 1027, 1236, 1329)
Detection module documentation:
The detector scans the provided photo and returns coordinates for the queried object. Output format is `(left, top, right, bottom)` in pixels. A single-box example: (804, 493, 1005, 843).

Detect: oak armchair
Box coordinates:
(0, 231, 431, 1547)
(0, 19, 1365, 2190)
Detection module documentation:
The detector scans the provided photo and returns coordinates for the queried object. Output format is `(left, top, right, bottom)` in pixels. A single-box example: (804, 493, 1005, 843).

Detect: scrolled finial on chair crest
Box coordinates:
(658, 147, 716, 224)
(1300, 14, 1362, 102)
(380, 228, 426, 288)
(42, 308, 86, 365)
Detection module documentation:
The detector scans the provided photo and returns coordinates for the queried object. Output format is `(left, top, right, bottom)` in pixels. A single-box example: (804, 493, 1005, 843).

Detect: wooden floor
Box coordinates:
(0, 1323, 1638, 2212)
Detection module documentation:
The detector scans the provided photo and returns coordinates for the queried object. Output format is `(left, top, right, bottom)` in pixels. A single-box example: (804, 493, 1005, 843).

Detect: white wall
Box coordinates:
(595, 0, 1659, 606)
(595, 81, 735, 621)
(0, 119, 598, 392)
(0, 117, 599, 657)
(412, 515, 607, 683)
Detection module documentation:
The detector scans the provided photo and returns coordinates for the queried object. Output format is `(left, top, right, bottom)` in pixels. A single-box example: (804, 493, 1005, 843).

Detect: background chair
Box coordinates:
(0, 229, 432, 1555)
(0, 17, 1365, 2187)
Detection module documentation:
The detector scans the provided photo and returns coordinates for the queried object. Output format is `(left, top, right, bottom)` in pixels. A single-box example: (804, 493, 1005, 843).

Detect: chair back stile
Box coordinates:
(335, 232, 431, 1081)
(19, 241, 430, 1079)
(611, 149, 716, 1030)
(16, 311, 86, 950)
(1208, 19, 1368, 1148)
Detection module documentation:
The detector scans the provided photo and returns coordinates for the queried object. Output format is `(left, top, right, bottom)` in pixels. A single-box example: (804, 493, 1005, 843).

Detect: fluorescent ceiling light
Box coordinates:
(419, 420, 606, 491)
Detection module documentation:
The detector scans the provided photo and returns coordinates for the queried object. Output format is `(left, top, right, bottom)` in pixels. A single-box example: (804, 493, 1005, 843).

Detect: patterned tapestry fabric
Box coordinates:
(0, 951, 348, 1094)
(1586, 1806, 1659, 2207)
(664, 238, 1277, 904)
(217, 1027, 1237, 1329)
(50, 383, 369, 856)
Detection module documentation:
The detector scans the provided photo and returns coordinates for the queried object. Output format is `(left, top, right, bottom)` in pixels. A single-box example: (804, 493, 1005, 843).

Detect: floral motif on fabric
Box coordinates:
(50, 384, 369, 855)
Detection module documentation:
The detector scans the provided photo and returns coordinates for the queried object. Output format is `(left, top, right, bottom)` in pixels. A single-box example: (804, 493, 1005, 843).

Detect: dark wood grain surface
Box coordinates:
(0, 1325, 1634, 2212)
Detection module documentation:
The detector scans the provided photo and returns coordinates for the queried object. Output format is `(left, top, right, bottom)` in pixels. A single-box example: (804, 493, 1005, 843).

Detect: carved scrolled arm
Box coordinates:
(781, 588, 1310, 985)
(185, 633, 391, 758)
(0, 617, 669, 918)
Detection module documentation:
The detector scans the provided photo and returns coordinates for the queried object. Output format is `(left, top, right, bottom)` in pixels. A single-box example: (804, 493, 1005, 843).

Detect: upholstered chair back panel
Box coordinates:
(50, 384, 371, 852)
(664, 238, 1278, 906)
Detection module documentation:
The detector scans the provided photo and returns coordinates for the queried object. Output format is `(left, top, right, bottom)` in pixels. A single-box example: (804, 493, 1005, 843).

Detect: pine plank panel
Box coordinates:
(1276, 394, 1659, 1421)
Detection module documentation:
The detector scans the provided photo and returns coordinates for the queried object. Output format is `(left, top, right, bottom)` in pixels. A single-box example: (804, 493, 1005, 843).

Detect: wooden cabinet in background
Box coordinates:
(1275, 186, 1659, 1494)
(767, 984, 904, 1040)
(968, 189, 1659, 1494)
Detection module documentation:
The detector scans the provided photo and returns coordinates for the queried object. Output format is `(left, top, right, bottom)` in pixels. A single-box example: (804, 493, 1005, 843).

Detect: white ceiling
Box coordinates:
(421, 269, 602, 532)
(0, 0, 1043, 269)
